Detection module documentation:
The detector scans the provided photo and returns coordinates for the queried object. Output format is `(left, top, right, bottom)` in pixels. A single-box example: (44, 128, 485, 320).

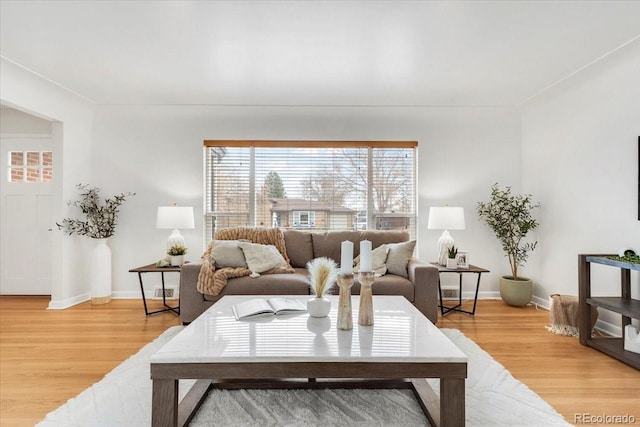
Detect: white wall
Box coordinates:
(0, 106, 53, 134)
(0, 55, 522, 306)
(0, 58, 95, 308)
(93, 105, 521, 299)
(522, 40, 640, 329)
(9, 34, 637, 312)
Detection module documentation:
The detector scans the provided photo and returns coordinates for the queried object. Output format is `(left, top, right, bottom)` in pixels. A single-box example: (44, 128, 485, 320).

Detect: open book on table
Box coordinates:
(232, 297, 307, 320)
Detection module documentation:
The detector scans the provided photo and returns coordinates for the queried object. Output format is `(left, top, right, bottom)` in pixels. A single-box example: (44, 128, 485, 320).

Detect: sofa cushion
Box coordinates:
(312, 230, 409, 263)
(358, 230, 410, 251)
(365, 274, 414, 301)
(283, 230, 314, 268)
(354, 244, 389, 276)
(327, 273, 414, 301)
(385, 240, 416, 279)
(312, 230, 410, 267)
(311, 231, 356, 265)
(203, 268, 311, 300)
(214, 226, 292, 266)
(238, 242, 288, 274)
(211, 240, 248, 268)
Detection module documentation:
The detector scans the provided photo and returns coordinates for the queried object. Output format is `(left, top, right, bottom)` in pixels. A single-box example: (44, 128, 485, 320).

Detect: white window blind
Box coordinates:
(204, 141, 416, 240)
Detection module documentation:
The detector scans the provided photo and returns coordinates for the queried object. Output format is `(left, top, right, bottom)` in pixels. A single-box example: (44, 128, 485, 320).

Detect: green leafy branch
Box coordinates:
(57, 184, 135, 239)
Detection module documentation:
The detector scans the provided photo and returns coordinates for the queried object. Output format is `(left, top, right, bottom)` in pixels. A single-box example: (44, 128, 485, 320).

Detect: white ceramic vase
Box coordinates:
(170, 255, 184, 266)
(446, 258, 458, 269)
(307, 296, 331, 317)
(91, 238, 112, 304)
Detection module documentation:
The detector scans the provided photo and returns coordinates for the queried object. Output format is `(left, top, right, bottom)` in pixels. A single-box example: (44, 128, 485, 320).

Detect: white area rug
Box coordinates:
(37, 327, 570, 426)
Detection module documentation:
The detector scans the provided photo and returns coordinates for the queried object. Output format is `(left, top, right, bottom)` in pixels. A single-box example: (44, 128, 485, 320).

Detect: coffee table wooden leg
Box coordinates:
(152, 379, 178, 427)
(410, 378, 440, 426)
(441, 377, 465, 427)
(178, 379, 212, 427)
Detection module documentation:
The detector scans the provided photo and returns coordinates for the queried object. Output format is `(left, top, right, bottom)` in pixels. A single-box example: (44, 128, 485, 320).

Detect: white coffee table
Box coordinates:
(151, 295, 468, 427)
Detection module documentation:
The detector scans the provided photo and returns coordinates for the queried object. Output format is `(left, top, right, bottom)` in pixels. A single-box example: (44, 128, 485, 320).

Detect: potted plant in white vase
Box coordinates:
(57, 184, 135, 304)
(167, 244, 187, 266)
(477, 183, 539, 307)
(447, 246, 458, 269)
(306, 257, 337, 317)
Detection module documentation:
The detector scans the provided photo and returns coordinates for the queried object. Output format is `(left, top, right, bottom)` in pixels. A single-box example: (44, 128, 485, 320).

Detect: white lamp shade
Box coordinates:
(156, 206, 195, 229)
(427, 207, 465, 230)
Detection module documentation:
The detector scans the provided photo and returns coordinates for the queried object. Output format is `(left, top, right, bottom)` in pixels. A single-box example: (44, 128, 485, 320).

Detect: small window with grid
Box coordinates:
(7, 151, 53, 182)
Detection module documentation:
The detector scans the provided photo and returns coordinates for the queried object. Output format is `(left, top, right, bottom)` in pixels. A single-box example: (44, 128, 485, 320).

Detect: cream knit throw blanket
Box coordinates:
(546, 294, 598, 337)
(196, 227, 295, 296)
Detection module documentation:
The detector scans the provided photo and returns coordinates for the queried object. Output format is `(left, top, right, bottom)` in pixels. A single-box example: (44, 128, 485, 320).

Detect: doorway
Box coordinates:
(0, 109, 54, 295)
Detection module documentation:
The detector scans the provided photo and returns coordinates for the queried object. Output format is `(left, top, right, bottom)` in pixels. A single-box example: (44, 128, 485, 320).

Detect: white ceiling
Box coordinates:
(1, 1, 639, 107)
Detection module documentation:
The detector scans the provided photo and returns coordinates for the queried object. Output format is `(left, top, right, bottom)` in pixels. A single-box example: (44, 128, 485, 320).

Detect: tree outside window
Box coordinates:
(204, 142, 416, 239)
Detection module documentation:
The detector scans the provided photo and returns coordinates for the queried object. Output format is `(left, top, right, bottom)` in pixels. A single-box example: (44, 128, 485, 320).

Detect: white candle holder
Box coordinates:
(337, 273, 354, 330)
(358, 271, 375, 326)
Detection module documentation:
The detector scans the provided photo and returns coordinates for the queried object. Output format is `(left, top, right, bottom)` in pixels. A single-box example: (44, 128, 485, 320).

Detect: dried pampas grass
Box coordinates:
(307, 257, 338, 297)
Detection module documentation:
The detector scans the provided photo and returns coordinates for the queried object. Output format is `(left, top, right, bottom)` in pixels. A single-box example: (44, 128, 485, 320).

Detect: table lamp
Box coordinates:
(156, 205, 195, 250)
(427, 206, 465, 265)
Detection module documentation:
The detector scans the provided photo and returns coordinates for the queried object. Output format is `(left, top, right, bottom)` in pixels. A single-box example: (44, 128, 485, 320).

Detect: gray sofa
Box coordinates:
(179, 229, 439, 324)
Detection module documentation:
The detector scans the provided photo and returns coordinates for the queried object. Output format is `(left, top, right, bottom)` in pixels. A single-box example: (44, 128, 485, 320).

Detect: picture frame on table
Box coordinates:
(456, 251, 469, 268)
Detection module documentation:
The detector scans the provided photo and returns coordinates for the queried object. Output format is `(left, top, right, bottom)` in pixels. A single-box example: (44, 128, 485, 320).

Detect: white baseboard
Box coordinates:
(111, 290, 144, 299)
(47, 292, 91, 309)
(594, 319, 623, 337)
(45, 290, 564, 311)
(531, 295, 551, 310)
(111, 290, 178, 300)
(47, 290, 179, 308)
(464, 291, 501, 300)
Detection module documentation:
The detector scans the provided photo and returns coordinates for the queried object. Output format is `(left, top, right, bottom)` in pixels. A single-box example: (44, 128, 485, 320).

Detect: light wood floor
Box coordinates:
(1, 297, 638, 427)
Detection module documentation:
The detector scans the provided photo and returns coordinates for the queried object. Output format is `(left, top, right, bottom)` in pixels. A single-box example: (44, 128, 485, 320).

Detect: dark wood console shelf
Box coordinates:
(578, 254, 640, 370)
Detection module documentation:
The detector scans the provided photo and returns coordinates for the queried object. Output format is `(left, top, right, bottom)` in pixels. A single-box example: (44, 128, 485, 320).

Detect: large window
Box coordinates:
(204, 141, 417, 239)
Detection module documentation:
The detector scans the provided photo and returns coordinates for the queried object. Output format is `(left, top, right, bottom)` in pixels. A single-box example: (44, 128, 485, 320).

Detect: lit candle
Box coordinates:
(360, 240, 373, 272)
(340, 241, 354, 274)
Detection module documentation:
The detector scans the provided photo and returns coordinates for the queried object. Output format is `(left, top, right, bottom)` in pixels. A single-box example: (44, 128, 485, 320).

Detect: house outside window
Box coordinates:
(204, 141, 417, 240)
(293, 211, 315, 228)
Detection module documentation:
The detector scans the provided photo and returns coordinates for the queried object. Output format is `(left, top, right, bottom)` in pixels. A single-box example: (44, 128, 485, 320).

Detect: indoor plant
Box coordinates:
(477, 183, 539, 306)
(57, 184, 135, 238)
(167, 244, 187, 266)
(57, 184, 135, 304)
(306, 257, 337, 317)
(447, 246, 458, 269)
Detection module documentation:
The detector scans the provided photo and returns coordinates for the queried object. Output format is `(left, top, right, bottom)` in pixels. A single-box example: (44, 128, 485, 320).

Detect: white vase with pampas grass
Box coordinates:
(306, 257, 337, 318)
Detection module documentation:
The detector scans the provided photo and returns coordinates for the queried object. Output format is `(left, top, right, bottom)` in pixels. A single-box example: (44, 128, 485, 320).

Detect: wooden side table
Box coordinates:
(431, 263, 489, 316)
(579, 254, 640, 370)
(129, 263, 181, 316)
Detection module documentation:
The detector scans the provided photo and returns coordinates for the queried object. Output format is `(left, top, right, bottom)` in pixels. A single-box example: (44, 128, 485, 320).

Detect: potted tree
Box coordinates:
(477, 183, 539, 306)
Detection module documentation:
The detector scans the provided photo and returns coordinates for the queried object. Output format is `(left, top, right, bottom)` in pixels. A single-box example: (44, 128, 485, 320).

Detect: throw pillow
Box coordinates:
(354, 244, 389, 277)
(211, 240, 248, 269)
(385, 240, 416, 279)
(238, 242, 288, 276)
(214, 226, 292, 266)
